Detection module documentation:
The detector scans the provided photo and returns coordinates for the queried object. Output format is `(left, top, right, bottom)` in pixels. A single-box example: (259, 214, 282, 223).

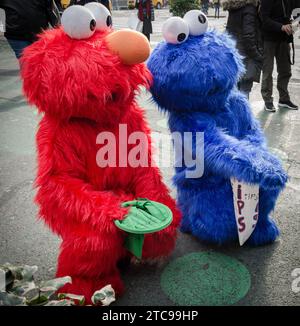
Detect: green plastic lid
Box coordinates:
(114, 199, 173, 259)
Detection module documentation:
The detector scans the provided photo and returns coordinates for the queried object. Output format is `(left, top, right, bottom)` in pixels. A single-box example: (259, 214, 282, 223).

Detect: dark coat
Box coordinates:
(135, 0, 154, 35)
(0, 0, 56, 42)
(260, 0, 300, 42)
(224, 0, 263, 83)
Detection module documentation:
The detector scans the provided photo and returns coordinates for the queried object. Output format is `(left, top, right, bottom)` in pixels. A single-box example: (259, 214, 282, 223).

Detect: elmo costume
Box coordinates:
(20, 3, 180, 303)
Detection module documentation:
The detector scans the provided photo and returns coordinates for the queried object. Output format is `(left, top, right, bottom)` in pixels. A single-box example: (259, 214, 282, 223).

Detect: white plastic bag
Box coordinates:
(231, 178, 259, 246)
(128, 12, 143, 33)
(0, 9, 6, 33)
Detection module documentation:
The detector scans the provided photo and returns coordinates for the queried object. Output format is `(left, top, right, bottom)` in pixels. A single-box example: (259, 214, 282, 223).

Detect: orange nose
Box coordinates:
(106, 29, 151, 65)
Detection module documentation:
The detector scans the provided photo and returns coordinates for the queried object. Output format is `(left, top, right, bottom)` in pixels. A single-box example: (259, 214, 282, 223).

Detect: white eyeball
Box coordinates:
(162, 17, 189, 44)
(84, 2, 112, 31)
(61, 5, 96, 39)
(183, 10, 208, 36)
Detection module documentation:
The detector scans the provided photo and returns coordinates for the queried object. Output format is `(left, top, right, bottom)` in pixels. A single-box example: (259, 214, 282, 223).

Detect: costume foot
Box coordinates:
(191, 218, 237, 245)
(247, 218, 279, 246)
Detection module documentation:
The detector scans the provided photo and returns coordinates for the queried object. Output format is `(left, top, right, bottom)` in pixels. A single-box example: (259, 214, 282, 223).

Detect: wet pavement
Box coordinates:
(0, 9, 299, 306)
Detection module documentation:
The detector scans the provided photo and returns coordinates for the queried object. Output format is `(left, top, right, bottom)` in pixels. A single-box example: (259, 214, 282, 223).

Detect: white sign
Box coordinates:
(231, 178, 259, 246)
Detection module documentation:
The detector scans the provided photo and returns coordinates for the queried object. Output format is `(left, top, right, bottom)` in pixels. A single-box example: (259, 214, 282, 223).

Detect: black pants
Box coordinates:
(142, 18, 152, 42)
(143, 32, 150, 41)
(238, 80, 253, 99)
(261, 40, 292, 103)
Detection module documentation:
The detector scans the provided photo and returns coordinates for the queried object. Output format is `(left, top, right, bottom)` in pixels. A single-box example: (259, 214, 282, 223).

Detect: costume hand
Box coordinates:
(122, 199, 165, 221)
(260, 169, 288, 190)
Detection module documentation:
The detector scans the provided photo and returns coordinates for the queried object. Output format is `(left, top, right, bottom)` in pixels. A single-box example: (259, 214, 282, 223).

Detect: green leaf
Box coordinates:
(26, 289, 57, 306)
(39, 288, 57, 301)
(10, 280, 37, 297)
(1, 263, 38, 282)
(26, 293, 48, 306)
(21, 265, 38, 281)
(170, 0, 199, 17)
(40, 276, 72, 291)
(91, 285, 115, 306)
(0, 292, 26, 306)
(58, 293, 85, 305)
(45, 299, 74, 306)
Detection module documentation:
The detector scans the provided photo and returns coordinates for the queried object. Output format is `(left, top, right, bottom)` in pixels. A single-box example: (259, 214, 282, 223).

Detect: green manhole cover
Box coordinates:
(161, 252, 251, 306)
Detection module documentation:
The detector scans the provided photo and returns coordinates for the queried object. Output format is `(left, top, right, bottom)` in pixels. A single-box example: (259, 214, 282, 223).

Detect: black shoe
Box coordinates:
(278, 100, 299, 110)
(264, 102, 276, 112)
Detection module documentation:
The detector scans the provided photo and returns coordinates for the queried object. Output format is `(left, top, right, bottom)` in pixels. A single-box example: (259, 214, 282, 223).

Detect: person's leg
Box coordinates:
(6, 39, 32, 59)
(261, 41, 277, 104)
(144, 33, 150, 41)
(261, 41, 275, 102)
(276, 41, 291, 102)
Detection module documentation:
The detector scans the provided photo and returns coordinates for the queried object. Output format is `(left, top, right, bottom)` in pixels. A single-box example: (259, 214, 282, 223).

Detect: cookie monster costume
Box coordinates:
(20, 3, 180, 303)
(147, 10, 288, 246)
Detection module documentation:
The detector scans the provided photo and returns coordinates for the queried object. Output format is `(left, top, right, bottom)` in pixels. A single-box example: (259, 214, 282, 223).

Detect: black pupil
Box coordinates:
(198, 14, 206, 24)
(177, 33, 186, 42)
(90, 19, 96, 31)
(106, 15, 112, 27)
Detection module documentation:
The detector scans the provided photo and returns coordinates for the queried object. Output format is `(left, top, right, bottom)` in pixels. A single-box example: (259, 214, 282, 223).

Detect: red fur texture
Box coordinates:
(20, 27, 181, 304)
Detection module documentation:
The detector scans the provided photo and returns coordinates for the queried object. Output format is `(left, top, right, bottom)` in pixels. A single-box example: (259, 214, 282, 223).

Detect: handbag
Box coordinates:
(243, 57, 262, 83)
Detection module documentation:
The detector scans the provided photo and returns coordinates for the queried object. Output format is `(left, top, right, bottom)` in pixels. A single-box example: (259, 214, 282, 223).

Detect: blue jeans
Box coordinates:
(201, 4, 208, 15)
(214, 5, 220, 18)
(6, 39, 33, 59)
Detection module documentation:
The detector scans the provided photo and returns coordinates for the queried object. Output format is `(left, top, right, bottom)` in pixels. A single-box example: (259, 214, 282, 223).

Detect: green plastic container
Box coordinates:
(115, 199, 173, 259)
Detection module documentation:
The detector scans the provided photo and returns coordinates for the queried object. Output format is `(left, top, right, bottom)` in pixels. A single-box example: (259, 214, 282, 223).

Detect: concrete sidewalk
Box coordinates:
(0, 9, 299, 306)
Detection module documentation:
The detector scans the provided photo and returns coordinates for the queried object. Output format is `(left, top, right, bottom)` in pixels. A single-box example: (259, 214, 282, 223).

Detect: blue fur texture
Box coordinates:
(147, 30, 288, 246)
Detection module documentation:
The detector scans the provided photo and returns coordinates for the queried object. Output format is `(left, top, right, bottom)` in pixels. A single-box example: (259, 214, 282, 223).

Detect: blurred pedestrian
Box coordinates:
(60, 0, 71, 9)
(224, 0, 263, 98)
(201, 0, 210, 15)
(0, 0, 59, 59)
(260, 0, 299, 112)
(213, 0, 220, 19)
(71, 0, 111, 11)
(136, 0, 154, 41)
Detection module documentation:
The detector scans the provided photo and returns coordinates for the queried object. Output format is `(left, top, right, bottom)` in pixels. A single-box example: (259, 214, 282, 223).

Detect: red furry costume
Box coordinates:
(20, 8, 180, 303)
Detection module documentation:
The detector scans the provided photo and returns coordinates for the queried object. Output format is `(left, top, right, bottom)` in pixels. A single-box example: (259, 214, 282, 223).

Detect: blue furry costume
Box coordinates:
(147, 12, 288, 246)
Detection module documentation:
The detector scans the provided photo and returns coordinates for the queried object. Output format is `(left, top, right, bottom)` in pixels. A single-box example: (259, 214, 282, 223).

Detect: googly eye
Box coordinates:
(162, 17, 189, 44)
(183, 10, 208, 36)
(84, 2, 112, 31)
(61, 5, 96, 39)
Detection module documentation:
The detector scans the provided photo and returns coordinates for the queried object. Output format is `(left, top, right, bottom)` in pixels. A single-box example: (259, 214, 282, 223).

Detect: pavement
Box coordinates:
(0, 8, 300, 306)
